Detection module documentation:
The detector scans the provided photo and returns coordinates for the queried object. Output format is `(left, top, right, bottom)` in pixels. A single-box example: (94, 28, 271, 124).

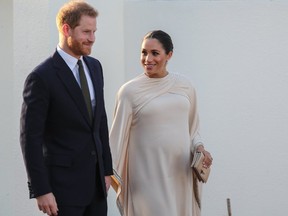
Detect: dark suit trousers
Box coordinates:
(57, 164, 107, 216)
(57, 198, 107, 216)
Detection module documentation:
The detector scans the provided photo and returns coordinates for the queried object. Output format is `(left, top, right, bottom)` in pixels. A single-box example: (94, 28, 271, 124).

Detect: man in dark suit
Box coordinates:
(20, 1, 113, 216)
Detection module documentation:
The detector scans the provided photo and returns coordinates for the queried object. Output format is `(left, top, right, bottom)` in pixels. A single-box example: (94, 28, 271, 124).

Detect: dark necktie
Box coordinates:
(77, 60, 93, 123)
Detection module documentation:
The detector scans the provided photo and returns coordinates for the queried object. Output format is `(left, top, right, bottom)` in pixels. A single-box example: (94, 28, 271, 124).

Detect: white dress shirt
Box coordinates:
(57, 46, 96, 110)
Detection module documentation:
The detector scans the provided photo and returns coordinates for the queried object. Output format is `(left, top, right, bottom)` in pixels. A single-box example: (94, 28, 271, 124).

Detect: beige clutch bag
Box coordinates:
(191, 151, 211, 183)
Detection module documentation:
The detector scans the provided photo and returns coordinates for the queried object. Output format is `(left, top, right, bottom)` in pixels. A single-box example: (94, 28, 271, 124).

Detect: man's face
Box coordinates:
(67, 15, 97, 58)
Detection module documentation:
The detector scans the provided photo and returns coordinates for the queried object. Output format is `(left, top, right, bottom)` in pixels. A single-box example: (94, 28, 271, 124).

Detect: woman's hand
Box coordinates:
(197, 145, 213, 168)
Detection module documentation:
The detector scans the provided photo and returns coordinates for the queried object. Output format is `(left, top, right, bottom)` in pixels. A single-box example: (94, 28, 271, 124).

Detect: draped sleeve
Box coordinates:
(188, 84, 203, 153)
(185, 78, 203, 214)
(109, 83, 133, 215)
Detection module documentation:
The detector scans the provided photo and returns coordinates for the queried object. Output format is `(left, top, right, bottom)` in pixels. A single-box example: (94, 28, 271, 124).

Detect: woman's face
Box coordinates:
(141, 38, 172, 78)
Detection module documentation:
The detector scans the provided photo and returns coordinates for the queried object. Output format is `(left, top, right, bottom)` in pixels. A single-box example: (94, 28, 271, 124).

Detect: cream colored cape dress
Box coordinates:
(110, 73, 203, 216)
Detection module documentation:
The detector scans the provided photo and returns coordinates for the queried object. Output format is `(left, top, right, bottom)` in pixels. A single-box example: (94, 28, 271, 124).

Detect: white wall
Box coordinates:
(2, 0, 287, 215)
(0, 0, 13, 215)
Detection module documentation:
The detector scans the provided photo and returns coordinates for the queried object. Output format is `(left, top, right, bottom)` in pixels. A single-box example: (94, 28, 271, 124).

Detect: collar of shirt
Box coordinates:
(56, 45, 79, 71)
(57, 45, 85, 87)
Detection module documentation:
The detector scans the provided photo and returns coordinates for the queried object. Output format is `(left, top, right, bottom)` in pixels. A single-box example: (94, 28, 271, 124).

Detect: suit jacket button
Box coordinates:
(91, 150, 96, 156)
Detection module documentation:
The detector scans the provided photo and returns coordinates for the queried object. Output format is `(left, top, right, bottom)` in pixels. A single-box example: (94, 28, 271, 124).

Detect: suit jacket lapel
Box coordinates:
(52, 51, 92, 126)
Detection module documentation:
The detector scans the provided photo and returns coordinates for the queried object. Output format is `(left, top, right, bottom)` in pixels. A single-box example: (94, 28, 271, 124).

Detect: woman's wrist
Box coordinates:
(196, 144, 205, 153)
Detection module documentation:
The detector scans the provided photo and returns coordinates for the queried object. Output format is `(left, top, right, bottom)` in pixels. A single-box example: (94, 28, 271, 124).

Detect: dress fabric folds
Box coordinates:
(110, 73, 202, 216)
